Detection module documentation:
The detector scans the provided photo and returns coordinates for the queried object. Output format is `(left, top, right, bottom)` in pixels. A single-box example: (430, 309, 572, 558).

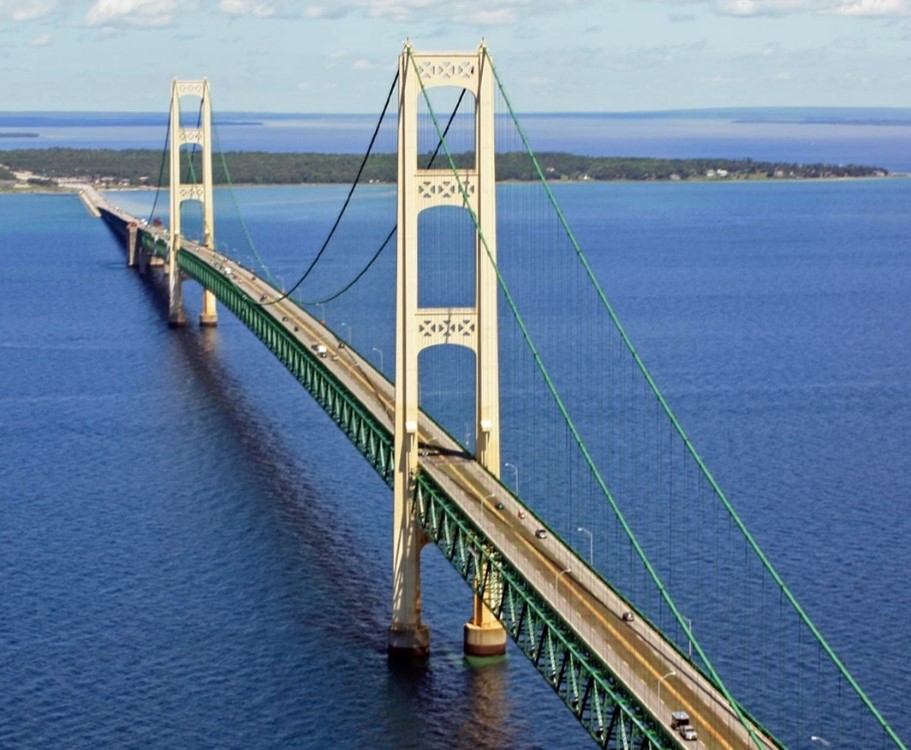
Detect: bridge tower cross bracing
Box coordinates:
(167, 78, 218, 328)
(391, 42, 506, 659)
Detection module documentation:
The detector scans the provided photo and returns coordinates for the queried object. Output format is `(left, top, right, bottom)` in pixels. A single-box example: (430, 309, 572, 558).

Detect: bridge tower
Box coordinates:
(167, 78, 218, 328)
(392, 42, 507, 658)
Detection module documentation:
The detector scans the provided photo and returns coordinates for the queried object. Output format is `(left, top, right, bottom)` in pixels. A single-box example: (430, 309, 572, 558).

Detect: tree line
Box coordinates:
(0, 147, 887, 187)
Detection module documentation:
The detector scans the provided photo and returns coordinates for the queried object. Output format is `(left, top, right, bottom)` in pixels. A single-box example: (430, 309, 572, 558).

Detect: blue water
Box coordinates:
(2, 178, 910, 748)
(3, 108, 911, 172)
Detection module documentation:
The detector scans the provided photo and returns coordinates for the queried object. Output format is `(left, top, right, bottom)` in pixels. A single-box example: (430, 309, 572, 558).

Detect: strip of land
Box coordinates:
(0, 147, 889, 189)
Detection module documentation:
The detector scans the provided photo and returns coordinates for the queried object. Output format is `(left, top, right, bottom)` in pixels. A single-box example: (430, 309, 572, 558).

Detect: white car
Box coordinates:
(679, 725, 698, 742)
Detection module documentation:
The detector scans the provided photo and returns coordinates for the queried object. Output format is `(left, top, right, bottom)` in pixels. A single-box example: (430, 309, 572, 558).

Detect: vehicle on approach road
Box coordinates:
(534, 529, 547, 539)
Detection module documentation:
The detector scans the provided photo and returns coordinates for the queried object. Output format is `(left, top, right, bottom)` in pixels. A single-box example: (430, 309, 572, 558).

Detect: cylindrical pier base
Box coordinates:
(464, 621, 507, 657)
(200, 289, 218, 327)
(388, 624, 430, 661)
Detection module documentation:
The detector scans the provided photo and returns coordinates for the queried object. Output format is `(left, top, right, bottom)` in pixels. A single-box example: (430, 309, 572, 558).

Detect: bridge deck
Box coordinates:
(87, 186, 779, 750)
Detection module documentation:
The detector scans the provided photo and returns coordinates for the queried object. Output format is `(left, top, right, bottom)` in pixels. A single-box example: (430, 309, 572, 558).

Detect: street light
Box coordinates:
(314, 302, 325, 324)
(810, 738, 831, 748)
(277, 274, 285, 292)
(340, 321, 352, 344)
(372, 346, 383, 371)
(657, 670, 677, 703)
(504, 461, 519, 495)
(577, 526, 593, 564)
(684, 616, 693, 660)
(555, 567, 570, 594)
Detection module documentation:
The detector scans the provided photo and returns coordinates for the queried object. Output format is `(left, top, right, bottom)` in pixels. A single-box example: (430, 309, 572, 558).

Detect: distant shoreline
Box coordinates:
(1, 174, 904, 198)
(0, 147, 890, 189)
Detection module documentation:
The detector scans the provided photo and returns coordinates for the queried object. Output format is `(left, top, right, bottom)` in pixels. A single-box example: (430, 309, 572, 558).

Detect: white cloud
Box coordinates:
(829, 0, 907, 15)
(303, 0, 587, 25)
(715, 0, 819, 16)
(647, 0, 910, 17)
(27, 32, 51, 45)
(218, 0, 275, 17)
(0, 0, 58, 21)
(84, 0, 190, 29)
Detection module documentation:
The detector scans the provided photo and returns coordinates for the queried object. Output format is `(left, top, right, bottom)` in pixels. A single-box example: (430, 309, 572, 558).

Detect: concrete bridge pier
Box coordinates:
(464, 599, 507, 657)
(127, 222, 138, 268)
(388, 463, 431, 660)
(167, 240, 187, 328)
(199, 254, 218, 326)
(200, 290, 218, 326)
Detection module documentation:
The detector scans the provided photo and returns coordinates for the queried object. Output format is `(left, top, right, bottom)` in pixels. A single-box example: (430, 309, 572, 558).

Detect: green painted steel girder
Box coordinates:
(411, 470, 678, 750)
(172, 242, 682, 750)
(175, 247, 396, 487)
(114, 230, 698, 750)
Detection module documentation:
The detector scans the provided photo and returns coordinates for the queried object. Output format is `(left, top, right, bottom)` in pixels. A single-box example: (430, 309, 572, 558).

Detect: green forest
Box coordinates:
(0, 147, 887, 187)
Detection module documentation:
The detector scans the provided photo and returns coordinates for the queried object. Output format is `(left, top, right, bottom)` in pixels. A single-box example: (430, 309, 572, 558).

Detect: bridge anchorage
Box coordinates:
(85, 40, 908, 750)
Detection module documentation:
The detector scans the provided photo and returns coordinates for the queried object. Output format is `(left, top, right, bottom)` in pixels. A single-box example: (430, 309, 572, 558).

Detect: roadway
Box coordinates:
(91, 189, 778, 750)
(188, 244, 777, 750)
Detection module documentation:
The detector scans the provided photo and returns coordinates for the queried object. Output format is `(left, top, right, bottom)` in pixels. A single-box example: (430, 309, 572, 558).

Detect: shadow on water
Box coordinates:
(115, 257, 391, 648)
(103, 238, 583, 750)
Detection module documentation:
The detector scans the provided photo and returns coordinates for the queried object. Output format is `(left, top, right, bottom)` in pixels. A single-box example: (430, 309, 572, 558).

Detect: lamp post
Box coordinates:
(684, 616, 693, 660)
(372, 346, 383, 371)
(340, 321, 352, 344)
(314, 302, 325, 324)
(658, 670, 676, 703)
(277, 274, 285, 292)
(577, 526, 593, 564)
(810, 737, 831, 748)
(504, 461, 519, 495)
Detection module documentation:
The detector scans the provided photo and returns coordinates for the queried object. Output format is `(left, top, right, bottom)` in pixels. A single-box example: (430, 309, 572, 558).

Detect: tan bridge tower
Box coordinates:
(391, 43, 507, 659)
(168, 78, 218, 328)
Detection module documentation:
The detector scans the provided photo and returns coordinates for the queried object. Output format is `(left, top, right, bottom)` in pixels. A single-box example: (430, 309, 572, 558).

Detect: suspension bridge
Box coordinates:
(83, 43, 905, 750)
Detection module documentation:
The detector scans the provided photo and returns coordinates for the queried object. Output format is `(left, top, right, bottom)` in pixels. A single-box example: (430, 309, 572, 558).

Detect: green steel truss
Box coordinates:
(140, 231, 169, 259)
(413, 470, 676, 750)
(118, 221, 685, 750)
(176, 246, 396, 486)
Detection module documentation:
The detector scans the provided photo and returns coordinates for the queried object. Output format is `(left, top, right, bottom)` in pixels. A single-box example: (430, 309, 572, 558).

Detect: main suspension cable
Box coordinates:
(260, 70, 400, 307)
(292, 86, 469, 307)
(146, 115, 170, 225)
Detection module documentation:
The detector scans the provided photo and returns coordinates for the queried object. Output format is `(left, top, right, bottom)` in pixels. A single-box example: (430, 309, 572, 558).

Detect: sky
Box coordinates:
(1, 0, 911, 113)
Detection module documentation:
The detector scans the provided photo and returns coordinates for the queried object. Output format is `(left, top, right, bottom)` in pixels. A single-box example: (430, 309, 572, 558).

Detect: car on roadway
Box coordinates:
(494, 501, 505, 510)
(534, 529, 547, 539)
(679, 725, 698, 742)
(621, 611, 634, 623)
(671, 711, 698, 742)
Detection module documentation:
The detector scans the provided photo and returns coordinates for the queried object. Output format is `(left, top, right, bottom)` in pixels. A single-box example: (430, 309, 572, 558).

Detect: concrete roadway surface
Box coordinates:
(93, 197, 777, 750)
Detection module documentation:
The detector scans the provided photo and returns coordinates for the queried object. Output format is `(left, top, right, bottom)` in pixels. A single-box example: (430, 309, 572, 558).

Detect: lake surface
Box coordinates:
(1, 175, 910, 748)
(3, 108, 911, 172)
